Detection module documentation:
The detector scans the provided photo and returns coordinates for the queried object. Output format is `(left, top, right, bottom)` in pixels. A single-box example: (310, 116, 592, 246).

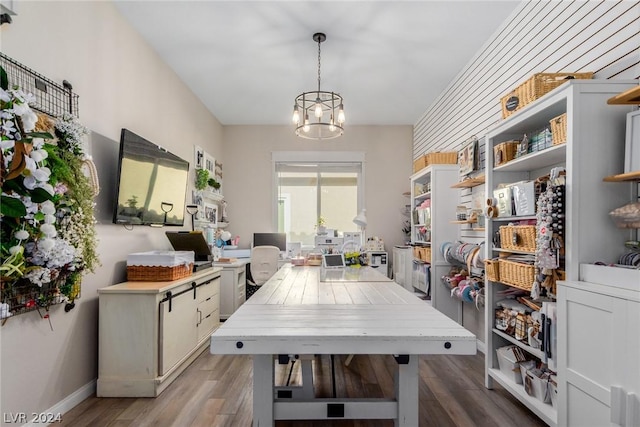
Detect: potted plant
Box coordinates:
(316, 216, 327, 234)
(195, 168, 209, 191)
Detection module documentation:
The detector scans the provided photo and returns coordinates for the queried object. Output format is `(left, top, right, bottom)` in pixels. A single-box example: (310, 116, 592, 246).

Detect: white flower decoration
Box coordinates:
(40, 224, 57, 238)
(9, 245, 22, 256)
(15, 229, 29, 240)
(32, 138, 45, 149)
(23, 175, 37, 190)
(44, 214, 56, 224)
(38, 238, 55, 252)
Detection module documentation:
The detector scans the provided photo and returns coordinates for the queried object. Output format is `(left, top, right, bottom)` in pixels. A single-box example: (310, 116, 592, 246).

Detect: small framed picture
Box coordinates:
(203, 202, 218, 225)
(204, 152, 215, 175)
(458, 138, 477, 176)
(194, 145, 204, 169)
(192, 190, 204, 219)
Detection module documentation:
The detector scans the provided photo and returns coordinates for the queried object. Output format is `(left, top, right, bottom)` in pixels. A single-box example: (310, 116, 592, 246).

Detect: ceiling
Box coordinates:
(114, 1, 521, 126)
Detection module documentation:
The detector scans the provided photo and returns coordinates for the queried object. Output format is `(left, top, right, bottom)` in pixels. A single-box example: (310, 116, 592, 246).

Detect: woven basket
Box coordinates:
(485, 259, 500, 282)
(426, 151, 458, 167)
(494, 141, 520, 166)
(501, 72, 593, 118)
(550, 113, 567, 145)
(498, 259, 535, 290)
(413, 246, 431, 262)
(127, 263, 193, 281)
(499, 225, 537, 252)
(413, 155, 428, 173)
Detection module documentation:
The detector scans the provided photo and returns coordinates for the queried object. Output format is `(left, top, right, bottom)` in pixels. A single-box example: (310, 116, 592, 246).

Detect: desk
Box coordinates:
(213, 259, 250, 319)
(209, 265, 476, 426)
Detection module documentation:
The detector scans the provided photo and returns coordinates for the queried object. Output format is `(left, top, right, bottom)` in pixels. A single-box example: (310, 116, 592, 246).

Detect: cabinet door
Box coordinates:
(559, 287, 628, 427)
(197, 291, 220, 341)
(159, 293, 198, 376)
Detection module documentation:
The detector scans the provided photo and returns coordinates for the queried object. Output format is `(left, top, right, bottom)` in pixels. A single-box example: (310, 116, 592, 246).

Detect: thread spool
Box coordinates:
(487, 197, 498, 207)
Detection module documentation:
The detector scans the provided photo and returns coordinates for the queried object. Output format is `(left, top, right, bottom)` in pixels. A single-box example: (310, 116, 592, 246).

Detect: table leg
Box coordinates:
(395, 355, 419, 427)
(253, 354, 274, 427)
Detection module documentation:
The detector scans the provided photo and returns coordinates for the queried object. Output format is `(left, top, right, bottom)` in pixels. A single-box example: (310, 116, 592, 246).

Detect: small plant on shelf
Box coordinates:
(207, 177, 221, 190)
(195, 168, 209, 191)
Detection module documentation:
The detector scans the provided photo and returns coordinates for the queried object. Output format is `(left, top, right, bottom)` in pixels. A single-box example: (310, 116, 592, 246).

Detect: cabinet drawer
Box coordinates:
(197, 277, 220, 302)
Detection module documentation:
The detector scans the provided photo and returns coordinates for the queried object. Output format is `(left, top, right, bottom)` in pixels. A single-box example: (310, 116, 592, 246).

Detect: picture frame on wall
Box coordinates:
(458, 138, 478, 176)
(192, 190, 204, 220)
(194, 146, 204, 170)
(204, 152, 215, 175)
(203, 202, 218, 225)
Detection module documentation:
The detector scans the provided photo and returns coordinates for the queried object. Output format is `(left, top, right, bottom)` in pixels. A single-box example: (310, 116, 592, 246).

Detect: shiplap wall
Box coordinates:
(414, 1, 639, 156)
(413, 0, 639, 342)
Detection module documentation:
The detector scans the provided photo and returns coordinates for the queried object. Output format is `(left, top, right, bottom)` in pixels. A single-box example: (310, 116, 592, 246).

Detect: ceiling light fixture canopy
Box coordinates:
(292, 32, 345, 140)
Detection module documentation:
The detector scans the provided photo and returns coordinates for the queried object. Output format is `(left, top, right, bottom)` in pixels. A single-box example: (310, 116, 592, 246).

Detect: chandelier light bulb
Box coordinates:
(338, 103, 345, 124)
(303, 114, 310, 133)
(292, 106, 300, 124)
(314, 99, 323, 118)
(329, 115, 336, 131)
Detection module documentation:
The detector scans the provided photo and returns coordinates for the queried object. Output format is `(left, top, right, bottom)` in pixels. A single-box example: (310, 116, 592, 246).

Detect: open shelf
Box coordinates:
(494, 144, 566, 173)
(492, 215, 537, 222)
(493, 328, 545, 360)
(414, 192, 431, 200)
(451, 174, 485, 188)
(607, 85, 640, 105)
(493, 248, 535, 255)
(487, 368, 557, 426)
(450, 219, 477, 224)
(603, 170, 640, 182)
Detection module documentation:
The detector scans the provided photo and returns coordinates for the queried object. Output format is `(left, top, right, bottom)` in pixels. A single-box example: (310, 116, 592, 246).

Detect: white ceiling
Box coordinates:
(114, 1, 521, 126)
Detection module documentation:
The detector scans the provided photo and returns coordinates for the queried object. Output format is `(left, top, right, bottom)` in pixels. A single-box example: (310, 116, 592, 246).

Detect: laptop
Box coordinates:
(322, 253, 346, 269)
(165, 231, 213, 271)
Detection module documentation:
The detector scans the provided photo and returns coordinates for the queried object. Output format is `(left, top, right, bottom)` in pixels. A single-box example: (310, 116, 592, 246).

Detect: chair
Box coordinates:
(246, 245, 280, 298)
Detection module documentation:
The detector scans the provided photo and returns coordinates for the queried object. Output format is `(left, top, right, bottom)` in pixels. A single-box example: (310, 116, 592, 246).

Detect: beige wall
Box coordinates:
(0, 1, 223, 420)
(222, 125, 413, 252)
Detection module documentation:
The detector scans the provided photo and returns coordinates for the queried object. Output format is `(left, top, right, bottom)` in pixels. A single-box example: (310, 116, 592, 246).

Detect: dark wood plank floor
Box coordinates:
(60, 350, 547, 427)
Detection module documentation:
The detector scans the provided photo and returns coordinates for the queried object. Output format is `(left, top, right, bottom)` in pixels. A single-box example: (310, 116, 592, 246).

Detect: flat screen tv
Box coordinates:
(113, 129, 189, 226)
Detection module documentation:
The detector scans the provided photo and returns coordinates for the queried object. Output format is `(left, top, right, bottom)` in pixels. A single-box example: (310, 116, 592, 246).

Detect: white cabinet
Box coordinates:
(410, 164, 459, 321)
(392, 246, 413, 291)
(483, 80, 636, 426)
(97, 268, 221, 397)
(557, 278, 640, 427)
(215, 259, 249, 319)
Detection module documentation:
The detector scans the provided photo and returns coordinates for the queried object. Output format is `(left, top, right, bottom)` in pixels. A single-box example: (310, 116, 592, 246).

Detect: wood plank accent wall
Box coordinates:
(413, 1, 640, 158)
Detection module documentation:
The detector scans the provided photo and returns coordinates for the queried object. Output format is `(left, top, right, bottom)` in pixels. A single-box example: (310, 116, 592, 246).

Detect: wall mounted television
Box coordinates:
(112, 129, 189, 226)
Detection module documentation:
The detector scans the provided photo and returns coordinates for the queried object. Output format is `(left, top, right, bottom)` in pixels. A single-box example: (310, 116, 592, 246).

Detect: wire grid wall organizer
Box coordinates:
(0, 52, 79, 118)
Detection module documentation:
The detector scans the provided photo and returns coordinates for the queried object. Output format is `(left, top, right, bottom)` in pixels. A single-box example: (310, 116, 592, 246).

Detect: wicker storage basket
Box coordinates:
(413, 155, 428, 173)
(501, 72, 593, 118)
(498, 259, 536, 290)
(126, 250, 195, 281)
(426, 151, 458, 167)
(413, 246, 431, 262)
(499, 225, 537, 252)
(494, 141, 520, 166)
(127, 263, 193, 281)
(485, 259, 500, 282)
(550, 113, 567, 145)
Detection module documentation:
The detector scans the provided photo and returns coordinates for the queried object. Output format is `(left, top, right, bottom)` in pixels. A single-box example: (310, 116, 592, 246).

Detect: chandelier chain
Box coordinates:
(317, 38, 321, 93)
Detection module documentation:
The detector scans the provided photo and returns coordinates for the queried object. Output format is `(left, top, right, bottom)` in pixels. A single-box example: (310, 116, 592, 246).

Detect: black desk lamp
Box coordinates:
(186, 204, 199, 231)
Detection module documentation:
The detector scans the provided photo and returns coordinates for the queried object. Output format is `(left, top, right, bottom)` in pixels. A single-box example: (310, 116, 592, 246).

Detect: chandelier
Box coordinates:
(292, 33, 345, 140)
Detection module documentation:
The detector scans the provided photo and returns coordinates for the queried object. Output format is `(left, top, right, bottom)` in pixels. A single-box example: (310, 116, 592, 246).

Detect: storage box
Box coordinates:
(496, 346, 524, 384)
(494, 141, 520, 166)
(511, 181, 537, 216)
(550, 113, 567, 146)
(499, 225, 537, 252)
(412, 246, 431, 262)
(520, 365, 552, 404)
(498, 259, 535, 290)
(501, 72, 593, 118)
(126, 251, 194, 281)
(493, 187, 513, 217)
(413, 152, 458, 172)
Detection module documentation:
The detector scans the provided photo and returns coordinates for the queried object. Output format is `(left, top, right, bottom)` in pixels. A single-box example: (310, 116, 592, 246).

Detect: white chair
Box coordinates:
(246, 245, 280, 298)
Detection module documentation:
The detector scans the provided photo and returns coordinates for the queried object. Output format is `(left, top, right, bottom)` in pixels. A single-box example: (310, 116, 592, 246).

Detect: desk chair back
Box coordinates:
(250, 245, 280, 286)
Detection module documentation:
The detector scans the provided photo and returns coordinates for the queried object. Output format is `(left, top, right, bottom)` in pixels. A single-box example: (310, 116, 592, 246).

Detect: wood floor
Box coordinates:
(60, 349, 547, 427)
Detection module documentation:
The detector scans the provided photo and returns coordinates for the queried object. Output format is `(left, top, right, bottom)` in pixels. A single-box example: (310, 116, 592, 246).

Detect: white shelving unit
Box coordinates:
(410, 164, 459, 321)
(483, 80, 637, 426)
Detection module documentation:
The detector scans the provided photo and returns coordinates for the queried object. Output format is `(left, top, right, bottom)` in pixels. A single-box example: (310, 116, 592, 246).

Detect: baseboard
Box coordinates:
(24, 380, 96, 427)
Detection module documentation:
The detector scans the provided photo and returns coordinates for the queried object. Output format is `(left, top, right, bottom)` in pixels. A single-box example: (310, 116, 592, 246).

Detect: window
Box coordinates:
(273, 152, 364, 247)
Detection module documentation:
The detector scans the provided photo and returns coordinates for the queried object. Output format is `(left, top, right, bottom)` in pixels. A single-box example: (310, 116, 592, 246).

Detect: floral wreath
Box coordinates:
(0, 79, 99, 322)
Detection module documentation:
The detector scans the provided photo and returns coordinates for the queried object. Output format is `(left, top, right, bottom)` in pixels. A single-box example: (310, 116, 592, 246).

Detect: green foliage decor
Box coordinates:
(0, 77, 99, 321)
